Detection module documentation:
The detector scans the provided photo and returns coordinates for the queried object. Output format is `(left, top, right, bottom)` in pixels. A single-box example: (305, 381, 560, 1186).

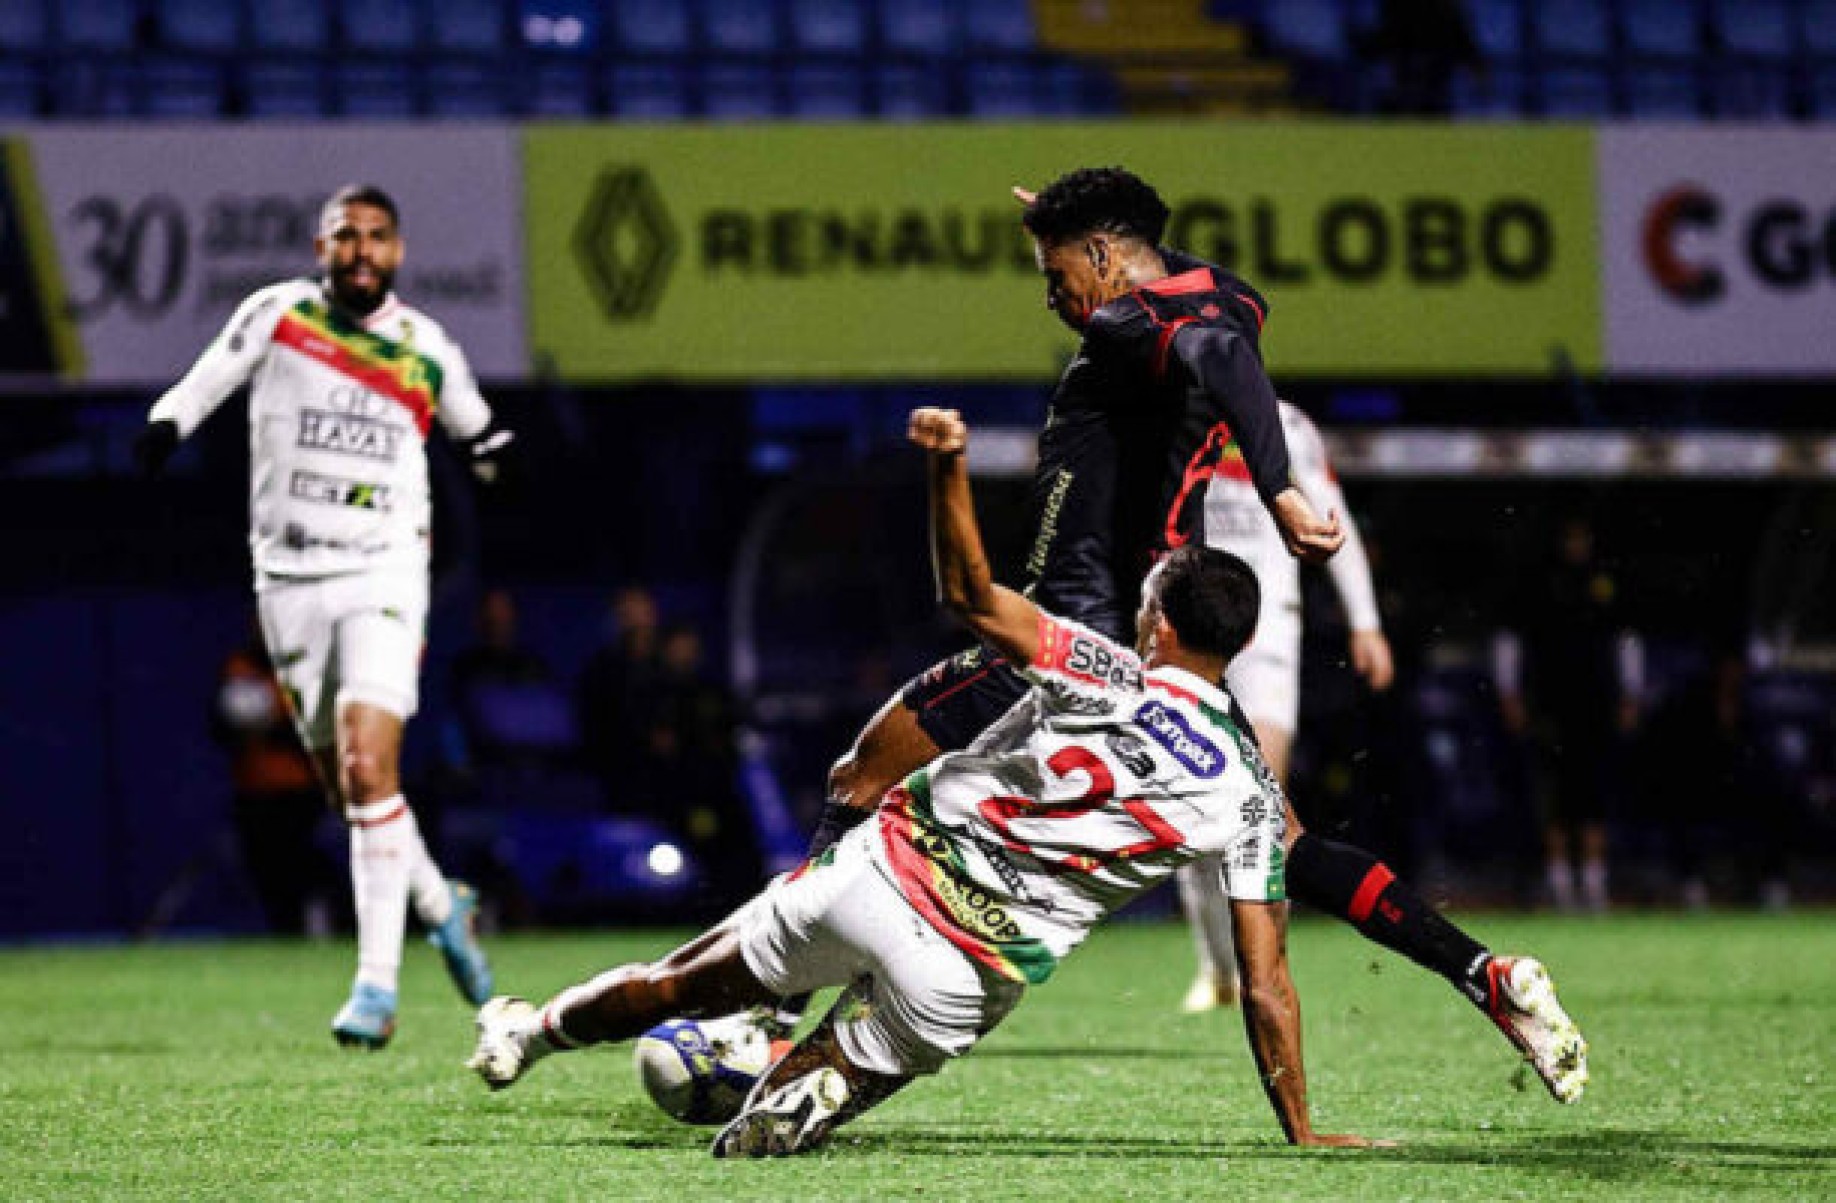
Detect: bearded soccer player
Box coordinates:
(469, 408, 1389, 1157)
(133, 185, 509, 1048)
(763, 167, 1587, 1103)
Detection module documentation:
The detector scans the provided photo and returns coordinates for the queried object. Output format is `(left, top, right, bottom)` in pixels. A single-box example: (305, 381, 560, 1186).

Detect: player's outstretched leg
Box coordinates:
(711, 993, 911, 1159)
(1285, 828, 1589, 1102)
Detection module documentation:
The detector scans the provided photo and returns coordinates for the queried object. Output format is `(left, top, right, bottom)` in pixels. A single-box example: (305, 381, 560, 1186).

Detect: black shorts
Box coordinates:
(898, 645, 1031, 753)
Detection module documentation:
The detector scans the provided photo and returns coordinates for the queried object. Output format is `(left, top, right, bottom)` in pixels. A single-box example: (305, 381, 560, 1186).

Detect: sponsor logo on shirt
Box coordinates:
(297, 409, 404, 462)
(1134, 700, 1226, 778)
(1063, 634, 1140, 690)
(288, 468, 393, 512)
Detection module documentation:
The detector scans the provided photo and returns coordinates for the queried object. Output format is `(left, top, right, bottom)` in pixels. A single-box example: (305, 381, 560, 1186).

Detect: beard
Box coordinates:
(327, 263, 393, 317)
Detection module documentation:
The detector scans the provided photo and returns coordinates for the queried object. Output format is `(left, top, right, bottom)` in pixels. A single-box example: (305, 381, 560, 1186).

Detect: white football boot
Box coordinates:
(710, 1067, 851, 1158)
(1486, 957, 1589, 1103)
(466, 996, 545, 1091)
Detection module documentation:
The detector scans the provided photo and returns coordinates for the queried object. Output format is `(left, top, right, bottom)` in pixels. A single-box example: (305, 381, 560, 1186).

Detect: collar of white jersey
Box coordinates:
(1144, 664, 1233, 716)
(317, 279, 403, 329)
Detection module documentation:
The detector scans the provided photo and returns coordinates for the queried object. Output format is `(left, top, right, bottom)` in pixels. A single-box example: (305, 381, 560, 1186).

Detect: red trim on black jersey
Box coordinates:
(1161, 422, 1234, 549)
(1153, 316, 1198, 379)
(1141, 267, 1215, 297)
(1233, 291, 1266, 331)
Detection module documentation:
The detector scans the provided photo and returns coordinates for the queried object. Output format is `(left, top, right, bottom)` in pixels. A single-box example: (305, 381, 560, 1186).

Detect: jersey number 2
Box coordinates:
(979, 746, 1184, 874)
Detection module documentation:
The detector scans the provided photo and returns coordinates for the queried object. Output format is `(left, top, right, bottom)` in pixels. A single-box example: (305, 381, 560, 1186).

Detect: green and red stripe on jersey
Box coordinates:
(272, 299, 444, 436)
(878, 773, 1058, 986)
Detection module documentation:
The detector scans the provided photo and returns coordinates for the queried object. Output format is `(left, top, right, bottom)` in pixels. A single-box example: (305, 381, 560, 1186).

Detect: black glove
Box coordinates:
(132, 419, 180, 477)
(463, 423, 518, 487)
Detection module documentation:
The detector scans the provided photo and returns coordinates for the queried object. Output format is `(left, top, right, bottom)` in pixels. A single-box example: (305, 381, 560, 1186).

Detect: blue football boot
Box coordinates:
(428, 881, 494, 1006)
(331, 982, 398, 1049)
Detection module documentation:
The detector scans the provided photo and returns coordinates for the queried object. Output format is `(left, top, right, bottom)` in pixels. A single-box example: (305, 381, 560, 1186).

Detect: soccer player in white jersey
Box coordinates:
(468, 408, 1391, 1156)
(132, 185, 510, 1048)
(1177, 401, 1395, 1012)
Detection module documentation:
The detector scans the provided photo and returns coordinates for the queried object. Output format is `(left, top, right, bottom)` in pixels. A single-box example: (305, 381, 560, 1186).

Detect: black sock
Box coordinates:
(1287, 833, 1494, 1008)
(772, 800, 874, 1028)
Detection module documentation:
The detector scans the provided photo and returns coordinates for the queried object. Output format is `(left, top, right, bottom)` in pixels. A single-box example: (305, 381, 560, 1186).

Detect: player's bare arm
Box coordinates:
(1231, 897, 1389, 1149)
(1270, 487, 1345, 564)
(910, 407, 1042, 665)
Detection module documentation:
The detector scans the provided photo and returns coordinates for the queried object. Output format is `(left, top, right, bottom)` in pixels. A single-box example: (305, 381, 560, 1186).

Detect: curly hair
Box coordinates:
(1021, 167, 1170, 245)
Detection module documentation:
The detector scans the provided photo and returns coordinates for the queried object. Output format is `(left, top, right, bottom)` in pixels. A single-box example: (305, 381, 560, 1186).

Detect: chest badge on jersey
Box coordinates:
(1134, 700, 1227, 778)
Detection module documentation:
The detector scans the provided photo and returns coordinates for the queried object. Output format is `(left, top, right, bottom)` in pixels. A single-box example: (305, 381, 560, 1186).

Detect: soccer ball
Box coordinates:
(633, 1016, 777, 1126)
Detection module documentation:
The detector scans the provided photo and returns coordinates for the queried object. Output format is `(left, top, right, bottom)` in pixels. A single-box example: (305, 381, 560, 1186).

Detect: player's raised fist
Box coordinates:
(908, 407, 968, 455)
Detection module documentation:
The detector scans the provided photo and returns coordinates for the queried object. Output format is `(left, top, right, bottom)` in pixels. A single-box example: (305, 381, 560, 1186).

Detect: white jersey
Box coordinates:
(149, 279, 492, 582)
(874, 612, 1287, 985)
(1202, 401, 1380, 635)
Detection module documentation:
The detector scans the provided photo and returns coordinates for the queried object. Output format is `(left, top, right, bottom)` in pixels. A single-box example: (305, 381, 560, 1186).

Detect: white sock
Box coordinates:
(399, 807, 453, 927)
(1176, 854, 1237, 985)
(347, 794, 414, 993)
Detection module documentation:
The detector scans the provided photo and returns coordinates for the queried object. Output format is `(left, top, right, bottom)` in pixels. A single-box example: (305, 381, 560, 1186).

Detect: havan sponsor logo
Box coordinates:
(1134, 700, 1226, 778)
(297, 409, 404, 462)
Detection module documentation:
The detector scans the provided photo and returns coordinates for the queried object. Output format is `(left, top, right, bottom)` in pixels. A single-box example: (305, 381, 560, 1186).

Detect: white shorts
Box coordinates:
(256, 568, 427, 749)
(1227, 601, 1302, 733)
(736, 824, 1025, 1077)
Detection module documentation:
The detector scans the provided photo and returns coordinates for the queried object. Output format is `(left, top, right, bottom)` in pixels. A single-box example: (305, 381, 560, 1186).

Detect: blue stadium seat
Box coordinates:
(49, 59, 136, 115)
(1621, 0, 1701, 59)
(57, 0, 140, 50)
(788, 0, 865, 54)
(244, 60, 329, 119)
(1530, 0, 1610, 58)
(519, 0, 600, 52)
(1462, 0, 1524, 60)
(1261, 0, 1351, 60)
(1539, 63, 1614, 115)
(881, 0, 955, 56)
(785, 62, 865, 118)
(1708, 0, 1787, 56)
(1039, 61, 1115, 116)
(141, 56, 223, 118)
(873, 62, 946, 117)
(703, 0, 779, 54)
(433, 0, 508, 52)
(0, 1, 48, 51)
(336, 0, 420, 52)
(1810, 62, 1836, 116)
(702, 61, 778, 119)
(158, 0, 241, 51)
(335, 61, 418, 117)
(1801, 0, 1836, 56)
(0, 60, 42, 116)
(1623, 63, 1701, 117)
(249, 0, 328, 50)
(611, 0, 693, 54)
(1713, 66, 1792, 118)
(425, 60, 510, 118)
(1450, 61, 1526, 116)
(524, 60, 595, 116)
(964, 60, 1042, 116)
(963, 0, 1035, 53)
(605, 61, 690, 118)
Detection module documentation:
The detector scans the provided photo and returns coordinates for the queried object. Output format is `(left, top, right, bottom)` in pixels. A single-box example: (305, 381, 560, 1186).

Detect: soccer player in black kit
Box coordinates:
(773, 168, 1587, 1103)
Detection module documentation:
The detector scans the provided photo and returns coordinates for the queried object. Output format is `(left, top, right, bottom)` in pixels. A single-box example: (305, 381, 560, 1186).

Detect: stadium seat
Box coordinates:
(243, 60, 329, 119)
(249, 0, 329, 50)
(336, 0, 420, 52)
(1623, 63, 1701, 118)
(523, 60, 595, 116)
(787, 0, 864, 54)
(1450, 62, 1527, 116)
(1039, 61, 1115, 116)
(1620, 0, 1702, 60)
(0, 1, 48, 52)
(611, 0, 693, 54)
(1260, 0, 1351, 61)
(881, 0, 956, 57)
(157, 0, 242, 51)
(873, 62, 947, 117)
(1462, 0, 1524, 60)
(1529, 0, 1610, 58)
(963, 0, 1035, 53)
(519, 0, 600, 52)
(57, 0, 140, 50)
(1801, 0, 1836, 56)
(785, 63, 865, 119)
(1709, 0, 1791, 57)
(964, 60, 1042, 116)
(1812, 63, 1836, 117)
(605, 61, 690, 118)
(49, 59, 136, 116)
(702, 0, 780, 54)
(702, 61, 778, 119)
(0, 60, 42, 116)
(335, 61, 418, 118)
(1539, 63, 1614, 115)
(433, 0, 508, 53)
(425, 60, 511, 118)
(141, 55, 224, 117)
(1712, 66, 1792, 118)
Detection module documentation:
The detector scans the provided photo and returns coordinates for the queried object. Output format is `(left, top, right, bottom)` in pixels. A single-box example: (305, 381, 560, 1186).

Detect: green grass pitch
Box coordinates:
(4, 914, 1831, 1201)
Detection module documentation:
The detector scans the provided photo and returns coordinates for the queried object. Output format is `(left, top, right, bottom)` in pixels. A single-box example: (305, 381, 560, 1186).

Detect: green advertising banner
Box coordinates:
(525, 123, 1600, 382)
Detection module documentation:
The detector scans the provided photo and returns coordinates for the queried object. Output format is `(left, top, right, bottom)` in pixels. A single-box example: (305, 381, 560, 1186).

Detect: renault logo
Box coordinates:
(573, 167, 678, 321)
